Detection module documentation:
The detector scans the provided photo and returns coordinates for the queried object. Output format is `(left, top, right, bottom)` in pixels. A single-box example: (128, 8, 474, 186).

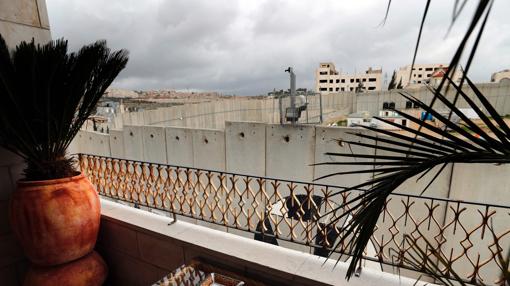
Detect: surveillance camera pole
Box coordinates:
(285, 67, 296, 124)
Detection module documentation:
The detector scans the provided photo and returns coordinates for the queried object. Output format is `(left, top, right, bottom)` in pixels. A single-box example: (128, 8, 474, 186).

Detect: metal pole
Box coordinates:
(285, 67, 296, 124)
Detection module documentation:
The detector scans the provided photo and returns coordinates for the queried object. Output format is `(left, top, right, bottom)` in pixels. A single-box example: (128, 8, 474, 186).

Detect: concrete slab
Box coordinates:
(192, 128, 225, 171)
(142, 126, 167, 164)
(225, 121, 266, 176)
(265, 124, 315, 182)
(165, 127, 194, 167)
(109, 129, 125, 158)
(123, 125, 144, 161)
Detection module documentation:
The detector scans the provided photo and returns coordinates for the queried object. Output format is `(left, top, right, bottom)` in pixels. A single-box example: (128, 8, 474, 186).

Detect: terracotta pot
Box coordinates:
(24, 251, 108, 286)
(9, 173, 101, 266)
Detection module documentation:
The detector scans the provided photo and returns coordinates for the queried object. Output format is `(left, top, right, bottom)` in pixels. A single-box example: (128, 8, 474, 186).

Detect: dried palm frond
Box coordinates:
(315, 75, 510, 279)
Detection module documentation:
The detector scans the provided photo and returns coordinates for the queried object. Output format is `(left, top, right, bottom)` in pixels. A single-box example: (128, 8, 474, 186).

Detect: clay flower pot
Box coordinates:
(24, 251, 108, 286)
(9, 173, 101, 266)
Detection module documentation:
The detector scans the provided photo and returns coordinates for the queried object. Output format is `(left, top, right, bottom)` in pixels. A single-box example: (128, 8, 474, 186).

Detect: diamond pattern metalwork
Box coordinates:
(79, 154, 510, 285)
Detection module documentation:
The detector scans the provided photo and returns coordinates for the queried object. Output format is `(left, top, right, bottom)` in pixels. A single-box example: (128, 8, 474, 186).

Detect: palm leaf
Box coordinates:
(317, 74, 510, 280)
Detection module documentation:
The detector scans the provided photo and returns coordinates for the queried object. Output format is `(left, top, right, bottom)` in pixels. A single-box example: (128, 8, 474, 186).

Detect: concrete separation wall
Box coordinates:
(75, 121, 510, 207)
(113, 82, 510, 131)
(75, 122, 510, 283)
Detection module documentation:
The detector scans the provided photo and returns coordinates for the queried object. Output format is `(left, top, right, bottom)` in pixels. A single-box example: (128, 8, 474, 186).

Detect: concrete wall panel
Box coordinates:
(265, 124, 315, 182)
(0, 21, 51, 49)
(142, 126, 167, 164)
(225, 121, 266, 176)
(78, 131, 110, 157)
(165, 127, 194, 167)
(0, 0, 40, 27)
(313, 127, 376, 188)
(123, 125, 144, 161)
(450, 163, 510, 205)
(109, 129, 125, 158)
(192, 129, 225, 171)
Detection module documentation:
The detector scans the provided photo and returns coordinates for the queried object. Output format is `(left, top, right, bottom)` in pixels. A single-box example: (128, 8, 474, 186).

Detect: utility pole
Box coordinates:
(285, 67, 297, 124)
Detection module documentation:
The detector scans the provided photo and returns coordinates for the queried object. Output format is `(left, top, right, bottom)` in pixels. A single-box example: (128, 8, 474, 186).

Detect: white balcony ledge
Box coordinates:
(99, 199, 435, 286)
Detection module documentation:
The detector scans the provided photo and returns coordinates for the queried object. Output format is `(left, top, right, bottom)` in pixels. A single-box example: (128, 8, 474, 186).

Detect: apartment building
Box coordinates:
(315, 62, 382, 94)
(491, 69, 510, 83)
(394, 63, 462, 88)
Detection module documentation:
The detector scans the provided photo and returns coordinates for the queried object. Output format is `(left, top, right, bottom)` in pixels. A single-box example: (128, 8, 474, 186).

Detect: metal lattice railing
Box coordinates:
(78, 153, 510, 285)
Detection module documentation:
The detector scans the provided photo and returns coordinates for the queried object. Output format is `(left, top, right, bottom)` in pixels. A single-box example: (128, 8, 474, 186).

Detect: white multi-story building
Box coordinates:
(491, 69, 510, 83)
(315, 63, 382, 94)
(394, 64, 462, 88)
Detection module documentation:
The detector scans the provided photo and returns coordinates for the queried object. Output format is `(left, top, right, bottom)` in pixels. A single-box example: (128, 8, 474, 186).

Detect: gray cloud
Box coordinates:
(46, 0, 510, 95)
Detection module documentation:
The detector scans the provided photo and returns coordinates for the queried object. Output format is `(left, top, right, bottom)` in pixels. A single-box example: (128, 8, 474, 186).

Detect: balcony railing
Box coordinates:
(78, 153, 510, 285)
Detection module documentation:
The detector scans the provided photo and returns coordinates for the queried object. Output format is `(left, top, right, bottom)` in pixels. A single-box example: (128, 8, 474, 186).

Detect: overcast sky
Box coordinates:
(46, 0, 510, 95)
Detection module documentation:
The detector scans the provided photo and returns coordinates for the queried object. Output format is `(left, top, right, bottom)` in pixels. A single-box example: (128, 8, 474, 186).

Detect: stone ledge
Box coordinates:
(100, 199, 435, 286)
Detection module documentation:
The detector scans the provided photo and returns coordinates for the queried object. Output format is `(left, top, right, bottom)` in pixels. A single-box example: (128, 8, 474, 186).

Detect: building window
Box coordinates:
(368, 86, 375, 90)
(341, 87, 345, 91)
(406, 101, 413, 109)
(328, 79, 332, 83)
(341, 79, 345, 83)
(350, 79, 354, 83)
(426, 67, 433, 71)
(418, 74, 422, 78)
(336, 79, 340, 83)
(369, 78, 376, 82)
(350, 87, 354, 91)
(320, 71, 328, 75)
(336, 87, 339, 91)
(319, 80, 327, 83)
(427, 74, 431, 77)
(329, 88, 333, 91)
(419, 68, 422, 71)
(320, 88, 327, 91)
(362, 78, 366, 82)
(417, 81, 421, 83)
(402, 119, 407, 127)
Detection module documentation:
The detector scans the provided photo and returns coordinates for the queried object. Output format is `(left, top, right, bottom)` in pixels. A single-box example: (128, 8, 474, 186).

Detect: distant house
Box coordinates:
(491, 69, 510, 83)
(347, 110, 410, 130)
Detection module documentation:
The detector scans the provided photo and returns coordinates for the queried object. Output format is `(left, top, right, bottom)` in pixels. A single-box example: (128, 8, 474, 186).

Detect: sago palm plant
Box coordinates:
(0, 34, 128, 180)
